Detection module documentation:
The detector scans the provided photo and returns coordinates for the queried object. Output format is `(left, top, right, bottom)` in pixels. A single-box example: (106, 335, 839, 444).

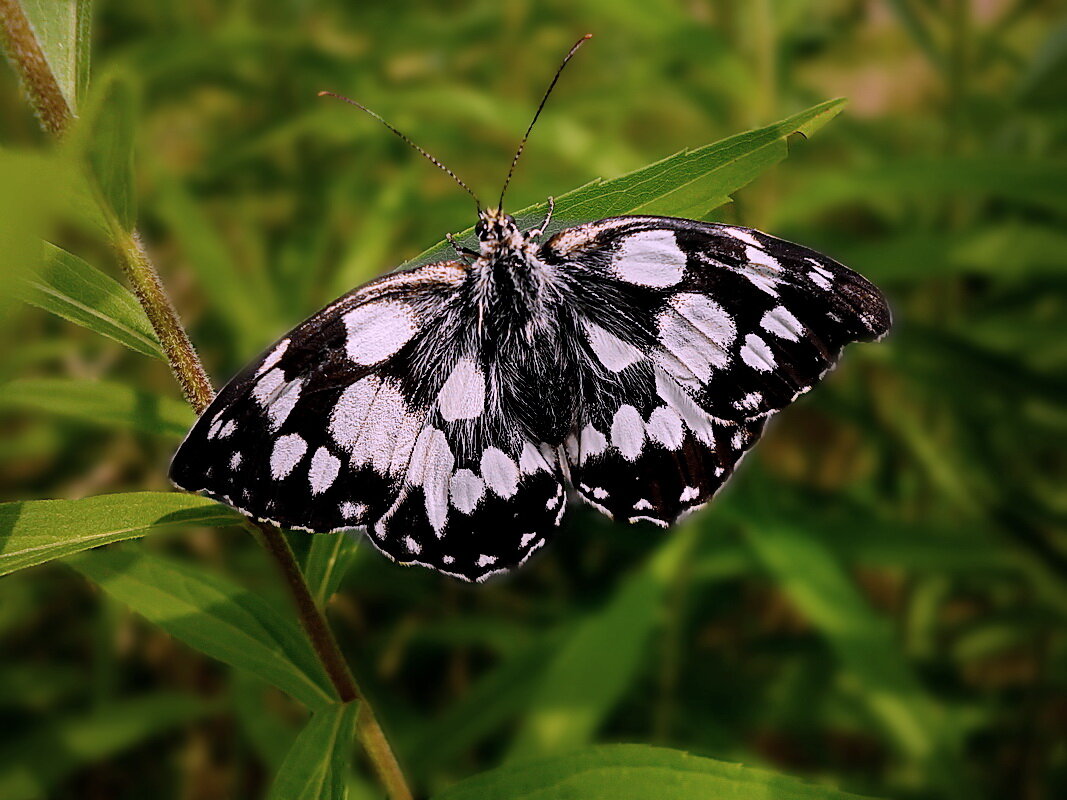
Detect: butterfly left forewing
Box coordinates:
(170, 262, 465, 533)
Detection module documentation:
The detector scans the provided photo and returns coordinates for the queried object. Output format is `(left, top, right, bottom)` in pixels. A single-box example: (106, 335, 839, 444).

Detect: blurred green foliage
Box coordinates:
(1, 1, 1065, 798)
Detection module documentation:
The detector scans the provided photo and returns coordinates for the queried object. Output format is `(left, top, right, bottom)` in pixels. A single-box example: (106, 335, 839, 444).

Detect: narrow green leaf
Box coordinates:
(406, 99, 848, 268)
(152, 175, 280, 353)
(507, 526, 697, 761)
(17, 0, 92, 113)
(0, 492, 239, 577)
(85, 74, 138, 230)
(0, 693, 209, 800)
(18, 242, 164, 358)
(268, 702, 359, 800)
(68, 546, 336, 710)
(0, 377, 194, 438)
(435, 744, 877, 800)
(741, 520, 968, 797)
(304, 533, 360, 607)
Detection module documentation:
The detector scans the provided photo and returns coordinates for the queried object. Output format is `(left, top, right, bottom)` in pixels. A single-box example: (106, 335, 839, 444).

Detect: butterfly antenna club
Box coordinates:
(497, 33, 592, 211)
(318, 90, 482, 211)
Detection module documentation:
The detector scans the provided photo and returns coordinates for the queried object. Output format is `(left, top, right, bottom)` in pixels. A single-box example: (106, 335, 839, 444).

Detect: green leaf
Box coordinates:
(0, 377, 194, 438)
(16, 0, 92, 113)
(68, 545, 336, 710)
(434, 744, 877, 800)
(406, 99, 848, 268)
(740, 519, 969, 797)
(268, 702, 359, 800)
(506, 526, 697, 761)
(303, 533, 360, 607)
(0, 492, 240, 577)
(17, 242, 164, 358)
(85, 74, 138, 230)
(0, 693, 209, 800)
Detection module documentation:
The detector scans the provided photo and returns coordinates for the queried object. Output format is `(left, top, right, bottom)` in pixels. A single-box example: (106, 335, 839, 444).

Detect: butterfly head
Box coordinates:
(475, 207, 526, 257)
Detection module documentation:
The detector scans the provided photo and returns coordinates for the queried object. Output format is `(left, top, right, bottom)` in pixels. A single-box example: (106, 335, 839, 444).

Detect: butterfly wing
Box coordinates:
(170, 260, 565, 581)
(540, 215, 890, 524)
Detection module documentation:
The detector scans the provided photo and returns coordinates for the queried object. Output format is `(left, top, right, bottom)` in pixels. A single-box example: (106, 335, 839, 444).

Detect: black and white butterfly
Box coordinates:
(170, 37, 890, 582)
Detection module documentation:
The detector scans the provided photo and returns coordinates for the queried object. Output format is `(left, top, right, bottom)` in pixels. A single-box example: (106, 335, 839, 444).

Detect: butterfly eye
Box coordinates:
(474, 220, 487, 238)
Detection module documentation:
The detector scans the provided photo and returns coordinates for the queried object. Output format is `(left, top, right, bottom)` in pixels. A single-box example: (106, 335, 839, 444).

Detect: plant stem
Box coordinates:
(3, 12, 414, 799)
(250, 523, 413, 800)
(0, 0, 72, 136)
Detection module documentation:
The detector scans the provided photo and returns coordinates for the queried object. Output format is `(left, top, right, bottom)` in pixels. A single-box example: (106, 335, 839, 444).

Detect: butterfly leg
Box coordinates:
(528, 197, 554, 238)
(447, 232, 478, 260)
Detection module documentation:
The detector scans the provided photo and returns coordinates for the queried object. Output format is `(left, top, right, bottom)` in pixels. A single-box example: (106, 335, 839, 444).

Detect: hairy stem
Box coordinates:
(3, 10, 413, 798)
(0, 0, 72, 135)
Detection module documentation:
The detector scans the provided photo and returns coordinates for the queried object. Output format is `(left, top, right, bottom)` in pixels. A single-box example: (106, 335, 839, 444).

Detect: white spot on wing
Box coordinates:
(808, 270, 832, 290)
(611, 404, 645, 461)
(646, 406, 684, 450)
(680, 486, 700, 502)
(340, 501, 367, 520)
(450, 469, 485, 515)
(634, 498, 653, 511)
(308, 447, 341, 494)
(761, 306, 804, 341)
(253, 367, 286, 408)
(738, 245, 783, 296)
(519, 442, 549, 474)
(329, 376, 418, 476)
(477, 554, 497, 567)
(408, 427, 454, 535)
(343, 300, 415, 366)
(582, 319, 643, 372)
(438, 357, 485, 421)
(404, 535, 421, 554)
(655, 293, 736, 388)
(740, 334, 776, 372)
(270, 433, 307, 479)
(266, 376, 304, 431)
(481, 447, 519, 498)
(612, 229, 686, 288)
(229, 452, 242, 470)
(256, 338, 289, 377)
(724, 228, 761, 247)
(579, 424, 608, 463)
(654, 367, 716, 445)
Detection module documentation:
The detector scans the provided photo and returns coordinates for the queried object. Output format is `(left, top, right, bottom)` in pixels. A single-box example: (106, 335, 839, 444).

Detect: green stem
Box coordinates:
(3, 10, 413, 799)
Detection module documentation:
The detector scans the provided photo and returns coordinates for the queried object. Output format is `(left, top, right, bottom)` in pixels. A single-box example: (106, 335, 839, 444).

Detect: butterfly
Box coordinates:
(170, 36, 891, 582)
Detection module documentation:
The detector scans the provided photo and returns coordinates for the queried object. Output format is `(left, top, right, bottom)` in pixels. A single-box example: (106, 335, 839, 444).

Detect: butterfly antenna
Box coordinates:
(318, 90, 481, 211)
(497, 33, 592, 211)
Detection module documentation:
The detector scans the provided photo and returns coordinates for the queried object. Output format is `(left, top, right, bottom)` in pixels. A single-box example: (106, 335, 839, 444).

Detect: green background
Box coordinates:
(1, 1, 1065, 798)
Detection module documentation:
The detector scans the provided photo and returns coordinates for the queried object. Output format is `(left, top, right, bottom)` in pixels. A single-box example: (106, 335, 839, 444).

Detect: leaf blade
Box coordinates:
(435, 744, 877, 800)
(18, 242, 164, 358)
(406, 99, 847, 268)
(0, 492, 240, 577)
(268, 702, 359, 800)
(68, 545, 336, 710)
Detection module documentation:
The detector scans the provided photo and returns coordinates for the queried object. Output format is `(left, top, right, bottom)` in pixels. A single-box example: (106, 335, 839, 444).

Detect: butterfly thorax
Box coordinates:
(470, 209, 554, 332)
